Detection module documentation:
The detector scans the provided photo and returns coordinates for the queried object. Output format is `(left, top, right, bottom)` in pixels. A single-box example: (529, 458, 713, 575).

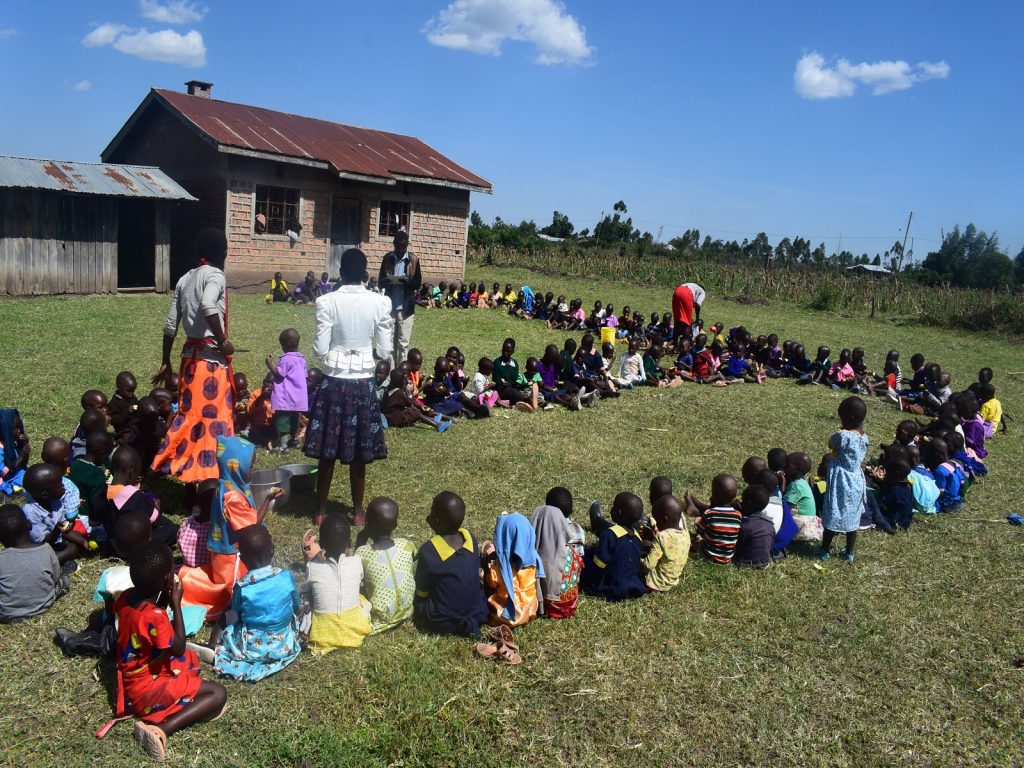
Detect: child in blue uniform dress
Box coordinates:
(582, 492, 646, 601)
(413, 491, 488, 636)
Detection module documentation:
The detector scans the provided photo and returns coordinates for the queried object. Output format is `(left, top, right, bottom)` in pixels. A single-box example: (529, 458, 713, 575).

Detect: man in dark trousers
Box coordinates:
(377, 231, 422, 368)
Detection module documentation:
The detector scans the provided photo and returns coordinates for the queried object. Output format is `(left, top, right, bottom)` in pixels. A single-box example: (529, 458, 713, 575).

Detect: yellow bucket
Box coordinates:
(600, 327, 616, 346)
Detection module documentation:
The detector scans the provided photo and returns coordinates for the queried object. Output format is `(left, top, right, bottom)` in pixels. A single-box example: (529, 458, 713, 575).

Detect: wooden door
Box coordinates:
(329, 197, 362, 279)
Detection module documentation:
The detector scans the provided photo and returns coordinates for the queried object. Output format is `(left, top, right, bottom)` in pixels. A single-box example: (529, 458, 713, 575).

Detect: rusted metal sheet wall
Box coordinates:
(0, 188, 118, 296)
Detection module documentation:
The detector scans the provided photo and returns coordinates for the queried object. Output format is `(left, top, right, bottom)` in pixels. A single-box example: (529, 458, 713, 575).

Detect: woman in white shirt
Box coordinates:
(304, 249, 394, 526)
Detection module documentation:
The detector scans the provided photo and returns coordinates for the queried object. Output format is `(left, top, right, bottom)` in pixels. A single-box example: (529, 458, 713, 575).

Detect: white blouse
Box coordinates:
(313, 285, 394, 379)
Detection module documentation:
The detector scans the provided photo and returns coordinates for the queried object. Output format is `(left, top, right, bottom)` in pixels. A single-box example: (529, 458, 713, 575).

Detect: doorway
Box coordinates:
(329, 196, 362, 279)
(117, 199, 156, 289)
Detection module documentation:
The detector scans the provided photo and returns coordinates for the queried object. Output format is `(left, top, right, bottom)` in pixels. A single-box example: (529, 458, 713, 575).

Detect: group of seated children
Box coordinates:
(265, 271, 335, 305)
(0, 312, 1008, 761)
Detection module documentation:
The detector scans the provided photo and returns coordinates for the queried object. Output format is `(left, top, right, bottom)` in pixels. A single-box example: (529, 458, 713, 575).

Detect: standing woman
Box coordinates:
(671, 281, 706, 342)
(305, 248, 393, 526)
(151, 228, 235, 502)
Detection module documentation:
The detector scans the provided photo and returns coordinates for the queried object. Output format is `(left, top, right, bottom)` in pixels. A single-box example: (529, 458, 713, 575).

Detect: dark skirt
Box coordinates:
(303, 376, 387, 464)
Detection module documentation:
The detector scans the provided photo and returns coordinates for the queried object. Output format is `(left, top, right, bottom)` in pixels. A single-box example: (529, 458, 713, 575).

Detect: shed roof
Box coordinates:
(846, 263, 892, 274)
(0, 156, 197, 200)
(104, 89, 492, 193)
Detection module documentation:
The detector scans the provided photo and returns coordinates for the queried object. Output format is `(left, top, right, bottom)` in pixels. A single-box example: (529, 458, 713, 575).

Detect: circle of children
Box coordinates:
(0, 278, 1008, 762)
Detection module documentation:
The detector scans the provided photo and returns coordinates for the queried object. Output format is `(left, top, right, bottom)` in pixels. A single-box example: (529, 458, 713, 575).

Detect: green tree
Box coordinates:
(920, 224, 1015, 289)
(540, 211, 575, 239)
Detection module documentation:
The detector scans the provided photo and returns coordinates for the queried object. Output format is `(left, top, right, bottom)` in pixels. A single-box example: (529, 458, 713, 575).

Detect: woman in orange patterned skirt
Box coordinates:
(151, 229, 235, 497)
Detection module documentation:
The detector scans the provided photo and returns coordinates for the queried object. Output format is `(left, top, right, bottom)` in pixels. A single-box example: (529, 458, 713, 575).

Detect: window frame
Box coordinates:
(377, 199, 411, 238)
(253, 184, 302, 238)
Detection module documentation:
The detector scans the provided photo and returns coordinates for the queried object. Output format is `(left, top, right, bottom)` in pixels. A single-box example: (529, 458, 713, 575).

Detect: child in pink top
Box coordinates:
(266, 328, 308, 453)
(828, 348, 857, 391)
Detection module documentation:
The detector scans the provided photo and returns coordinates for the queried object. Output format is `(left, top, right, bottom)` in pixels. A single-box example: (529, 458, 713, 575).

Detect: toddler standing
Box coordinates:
(818, 396, 869, 562)
(266, 328, 308, 453)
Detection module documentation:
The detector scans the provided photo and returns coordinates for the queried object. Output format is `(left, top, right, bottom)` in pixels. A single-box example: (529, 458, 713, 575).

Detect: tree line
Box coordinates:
(469, 205, 1023, 292)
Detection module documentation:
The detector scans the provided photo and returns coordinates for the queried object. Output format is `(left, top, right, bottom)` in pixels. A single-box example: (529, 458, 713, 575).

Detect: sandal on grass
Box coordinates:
(475, 641, 522, 666)
(134, 721, 167, 762)
(185, 641, 215, 665)
(486, 625, 519, 651)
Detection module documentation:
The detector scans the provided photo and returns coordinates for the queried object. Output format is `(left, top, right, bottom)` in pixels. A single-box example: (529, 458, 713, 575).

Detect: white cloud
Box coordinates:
(82, 23, 206, 67)
(72, 80, 92, 92)
(138, 0, 207, 25)
(423, 0, 594, 65)
(795, 52, 950, 99)
(0, 28, 18, 39)
(82, 23, 131, 47)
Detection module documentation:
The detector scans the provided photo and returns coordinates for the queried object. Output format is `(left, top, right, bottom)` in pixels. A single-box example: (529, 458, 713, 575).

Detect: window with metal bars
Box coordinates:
(254, 185, 300, 235)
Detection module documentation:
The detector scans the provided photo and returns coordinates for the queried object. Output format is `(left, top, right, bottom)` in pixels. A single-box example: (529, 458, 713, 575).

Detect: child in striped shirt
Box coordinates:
(685, 474, 742, 564)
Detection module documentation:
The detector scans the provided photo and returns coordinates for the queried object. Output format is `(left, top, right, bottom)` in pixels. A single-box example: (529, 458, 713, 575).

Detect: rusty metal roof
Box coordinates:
(151, 89, 492, 192)
(0, 155, 197, 200)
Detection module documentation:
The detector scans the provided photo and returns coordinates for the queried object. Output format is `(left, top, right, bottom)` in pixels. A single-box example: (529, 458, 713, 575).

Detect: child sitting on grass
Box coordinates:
(733, 484, 774, 569)
(906, 444, 940, 514)
(203, 525, 303, 681)
(265, 271, 289, 303)
(924, 437, 963, 512)
(107, 371, 139, 432)
(492, 338, 537, 413)
(582, 492, 646, 601)
(482, 512, 543, 628)
(828, 349, 858, 391)
(642, 494, 689, 592)
(878, 454, 915, 531)
(818, 396, 869, 562)
(69, 391, 108, 460)
(69, 430, 114, 521)
(382, 370, 452, 432)
(232, 372, 252, 435)
(414, 491, 488, 636)
(799, 345, 831, 385)
(686, 473, 742, 565)
(247, 373, 276, 450)
(301, 513, 372, 652)
(21, 463, 87, 563)
(530, 487, 584, 619)
(0, 503, 69, 622)
(615, 339, 646, 388)
(111, 541, 226, 762)
(93, 446, 178, 555)
(38, 436, 83, 532)
(470, 357, 501, 410)
(116, 396, 167, 470)
(353, 497, 417, 634)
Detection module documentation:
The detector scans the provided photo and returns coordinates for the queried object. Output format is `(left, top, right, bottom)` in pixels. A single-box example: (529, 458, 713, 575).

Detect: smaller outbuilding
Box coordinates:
(846, 263, 892, 277)
(0, 155, 196, 296)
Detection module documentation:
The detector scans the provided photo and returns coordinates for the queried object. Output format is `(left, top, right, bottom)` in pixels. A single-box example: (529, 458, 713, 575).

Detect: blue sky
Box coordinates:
(1, 1, 1021, 258)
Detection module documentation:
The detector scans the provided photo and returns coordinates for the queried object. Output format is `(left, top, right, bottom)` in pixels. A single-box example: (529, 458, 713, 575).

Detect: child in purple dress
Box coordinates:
(266, 328, 308, 453)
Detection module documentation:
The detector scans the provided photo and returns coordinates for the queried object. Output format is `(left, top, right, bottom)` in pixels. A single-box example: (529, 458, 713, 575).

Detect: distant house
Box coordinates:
(846, 263, 892, 277)
(0, 155, 195, 296)
(102, 82, 492, 289)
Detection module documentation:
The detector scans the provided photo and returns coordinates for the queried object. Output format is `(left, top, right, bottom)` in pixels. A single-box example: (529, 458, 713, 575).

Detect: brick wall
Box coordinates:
(363, 199, 468, 285)
(225, 179, 329, 288)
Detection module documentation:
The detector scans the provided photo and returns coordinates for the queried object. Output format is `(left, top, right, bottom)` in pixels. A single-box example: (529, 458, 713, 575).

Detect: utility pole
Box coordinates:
(898, 211, 913, 272)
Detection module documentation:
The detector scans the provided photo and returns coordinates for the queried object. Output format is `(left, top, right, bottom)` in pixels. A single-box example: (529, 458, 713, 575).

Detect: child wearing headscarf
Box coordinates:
(482, 513, 543, 628)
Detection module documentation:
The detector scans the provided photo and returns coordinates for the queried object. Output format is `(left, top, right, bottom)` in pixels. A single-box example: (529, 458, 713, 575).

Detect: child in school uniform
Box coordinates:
(413, 491, 488, 636)
(581, 492, 646, 601)
(642, 494, 690, 592)
(818, 396, 869, 561)
(69, 430, 114, 522)
(302, 513, 372, 652)
(21, 463, 87, 563)
(382, 370, 453, 432)
(906, 444, 940, 515)
(266, 328, 308, 453)
(107, 371, 139, 432)
(878, 455, 915, 531)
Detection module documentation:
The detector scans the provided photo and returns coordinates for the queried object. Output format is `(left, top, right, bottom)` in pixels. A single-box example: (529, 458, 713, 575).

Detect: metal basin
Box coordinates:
(250, 467, 292, 510)
(278, 463, 317, 493)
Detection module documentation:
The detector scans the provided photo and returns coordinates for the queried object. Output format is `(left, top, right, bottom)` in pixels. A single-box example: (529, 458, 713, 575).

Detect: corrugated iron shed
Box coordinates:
(147, 89, 492, 192)
(0, 156, 197, 200)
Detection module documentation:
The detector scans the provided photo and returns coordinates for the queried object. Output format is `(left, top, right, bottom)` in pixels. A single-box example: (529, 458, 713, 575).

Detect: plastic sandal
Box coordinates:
(816, 549, 830, 561)
(134, 722, 167, 761)
(475, 642, 499, 659)
(487, 625, 519, 651)
(493, 641, 522, 666)
(438, 419, 452, 434)
(838, 549, 855, 562)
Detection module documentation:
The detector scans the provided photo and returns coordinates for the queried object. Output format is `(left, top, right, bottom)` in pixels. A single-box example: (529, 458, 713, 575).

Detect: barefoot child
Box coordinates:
(266, 328, 308, 453)
(413, 491, 488, 636)
(818, 396, 869, 562)
(354, 498, 417, 634)
(111, 542, 227, 761)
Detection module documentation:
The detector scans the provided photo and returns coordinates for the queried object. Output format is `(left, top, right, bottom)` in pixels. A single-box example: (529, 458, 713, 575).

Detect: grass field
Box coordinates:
(1, 265, 1022, 767)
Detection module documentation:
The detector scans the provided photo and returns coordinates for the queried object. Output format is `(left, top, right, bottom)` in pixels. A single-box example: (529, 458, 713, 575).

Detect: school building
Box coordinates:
(102, 81, 492, 289)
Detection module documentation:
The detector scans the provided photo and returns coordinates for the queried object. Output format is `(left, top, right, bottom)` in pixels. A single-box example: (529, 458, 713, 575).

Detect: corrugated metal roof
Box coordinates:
(846, 263, 892, 274)
(152, 89, 492, 192)
(0, 156, 197, 200)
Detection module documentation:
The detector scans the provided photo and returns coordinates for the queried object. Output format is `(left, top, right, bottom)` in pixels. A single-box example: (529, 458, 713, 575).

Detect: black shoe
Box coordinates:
(589, 501, 603, 532)
(54, 627, 104, 657)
